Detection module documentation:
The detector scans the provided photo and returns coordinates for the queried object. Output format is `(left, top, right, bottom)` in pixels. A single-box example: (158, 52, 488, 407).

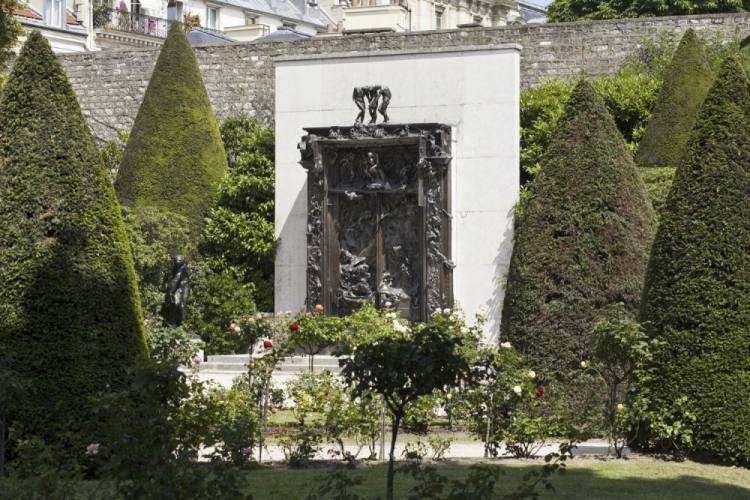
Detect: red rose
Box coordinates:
(217, 393, 225, 399)
(275, 426, 283, 434)
(289, 322, 300, 331)
(263, 340, 273, 348)
(535, 386, 545, 398)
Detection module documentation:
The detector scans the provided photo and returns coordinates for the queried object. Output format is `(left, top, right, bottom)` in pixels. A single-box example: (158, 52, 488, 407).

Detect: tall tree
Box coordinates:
(501, 79, 655, 378)
(202, 117, 276, 310)
(638, 56, 750, 462)
(636, 29, 714, 170)
(0, 0, 22, 73)
(115, 22, 227, 230)
(0, 32, 146, 457)
(547, 0, 749, 22)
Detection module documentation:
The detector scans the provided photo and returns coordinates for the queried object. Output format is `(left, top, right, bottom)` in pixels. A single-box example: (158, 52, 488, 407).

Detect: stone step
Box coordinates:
(198, 354, 343, 374)
(207, 354, 341, 364)
(199, 363, 342, 373)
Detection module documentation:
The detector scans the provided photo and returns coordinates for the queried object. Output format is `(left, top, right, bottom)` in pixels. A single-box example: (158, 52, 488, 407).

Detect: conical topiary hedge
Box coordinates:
(638, 56, 750, 463)
(115, 23, 227, 228)
(636, 29, 713, 170)
(500, 79, 656, 377)
(0, 32, 146, 455)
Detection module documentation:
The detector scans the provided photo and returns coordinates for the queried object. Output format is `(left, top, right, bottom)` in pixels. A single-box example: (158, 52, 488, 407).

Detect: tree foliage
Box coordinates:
(521, 72, 660, 184)
(636, 29, 714, 170)
(0, 0, 22, 72)
(502, 79, 656, 380)
(115, 23, 227, 230)
(202, 117, 276, 310)
(0, 32, 146, 458)
(121, 206, 196, 318)
(340, 307, 472, 500)
(637, 56, 750, 463)
(547, 0, 750, 22)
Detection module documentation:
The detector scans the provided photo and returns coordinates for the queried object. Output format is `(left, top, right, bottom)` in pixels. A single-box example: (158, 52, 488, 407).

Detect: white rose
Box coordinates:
(500, 342, 512, 349)
(460, 326, 469, 334)
(434, 308, 442, 315)
(528, 370, 536, 379)
(443, 308, 451, 315)
(385, 312, 396, 319)
(580, 361, 589, 369)
(233, 325, 241, 333)
(393, 320, 410, 333)
(512, 385, 522, 396)
(86, 443, 100, 456)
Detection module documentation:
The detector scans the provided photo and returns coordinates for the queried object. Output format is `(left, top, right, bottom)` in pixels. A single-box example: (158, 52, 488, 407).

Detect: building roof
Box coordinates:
(12, 6, 81, 26)
(188, 27, 237, 45)
(256, 25, 312, 41)
(216, 0, 334, 29)
(518, 0, 547, 23)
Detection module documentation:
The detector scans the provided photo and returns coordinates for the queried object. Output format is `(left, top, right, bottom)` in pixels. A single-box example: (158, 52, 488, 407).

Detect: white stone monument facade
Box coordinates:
(274, 45, 520, 341)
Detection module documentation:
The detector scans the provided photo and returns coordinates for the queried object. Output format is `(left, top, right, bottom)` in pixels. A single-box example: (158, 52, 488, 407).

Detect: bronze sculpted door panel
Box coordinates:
(299, 123, 452, 322)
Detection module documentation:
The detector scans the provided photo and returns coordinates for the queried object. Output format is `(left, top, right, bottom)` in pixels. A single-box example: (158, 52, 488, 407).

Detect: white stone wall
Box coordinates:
(274, 45, 520, 341)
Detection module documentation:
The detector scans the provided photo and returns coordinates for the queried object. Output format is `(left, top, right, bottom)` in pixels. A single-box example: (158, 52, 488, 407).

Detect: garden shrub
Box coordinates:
(93, 358, 250, 498)
(99, 129, 129, 181)
(288, 310, 346, 370)
(121, 206, 196, 318)
(340, 307, 474, 500)
(638, 166, 675, 217)
(585, 314, 655, 458)
(0, 32, 146, 460)
(637, 56, 750, 463)
(184, 260, 256, 354)
(636, 29, 714, 171)
(459, 343, 567, 458)
(202, 117, 276, 310)
(502, 79, 656, 381)
(287, 370, 380, 462)
(115, 23, 227, 230)
(520, 73, 659, 185)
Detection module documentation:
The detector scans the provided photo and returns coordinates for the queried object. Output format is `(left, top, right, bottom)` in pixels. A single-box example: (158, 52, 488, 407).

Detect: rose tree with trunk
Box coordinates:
(339, 311, 472, 500)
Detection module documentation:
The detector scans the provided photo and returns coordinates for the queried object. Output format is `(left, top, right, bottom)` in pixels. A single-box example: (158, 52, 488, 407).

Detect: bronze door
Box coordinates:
(300, 124, 453, 323)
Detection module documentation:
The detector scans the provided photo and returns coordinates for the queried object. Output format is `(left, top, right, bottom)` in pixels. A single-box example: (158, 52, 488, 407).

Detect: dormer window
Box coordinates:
(44, 0, 66, 28)
(206, 6, 219, 29)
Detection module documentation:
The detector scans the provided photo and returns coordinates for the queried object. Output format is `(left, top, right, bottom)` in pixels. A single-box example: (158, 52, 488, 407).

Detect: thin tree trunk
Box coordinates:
(386, 414, 401, 500)
(258, 387, 268, 464)
(484, 392, 494, 458)
(0, 414, 5, 478)
(380, 403, 386, 460)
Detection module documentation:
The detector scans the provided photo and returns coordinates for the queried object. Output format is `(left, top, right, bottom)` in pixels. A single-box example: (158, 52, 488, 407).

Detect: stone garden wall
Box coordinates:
(60, 12, 750, 140)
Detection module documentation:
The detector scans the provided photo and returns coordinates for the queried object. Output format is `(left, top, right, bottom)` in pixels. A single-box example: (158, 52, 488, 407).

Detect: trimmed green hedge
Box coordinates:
(0, 33, 146, 456)
(638, 56, 750, 463)
(636, 29, 714, 170)
(639, 166, 675, 216)
(501, 79, 656, 378)
(115, 23, 227, 229)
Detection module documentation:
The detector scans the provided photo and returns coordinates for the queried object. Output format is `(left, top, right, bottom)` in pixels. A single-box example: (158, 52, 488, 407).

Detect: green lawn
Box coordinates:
(245, 458, 750, 499)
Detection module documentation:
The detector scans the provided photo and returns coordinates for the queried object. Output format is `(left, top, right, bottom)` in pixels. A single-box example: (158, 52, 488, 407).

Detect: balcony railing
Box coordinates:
(96, 9, 225, 39)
